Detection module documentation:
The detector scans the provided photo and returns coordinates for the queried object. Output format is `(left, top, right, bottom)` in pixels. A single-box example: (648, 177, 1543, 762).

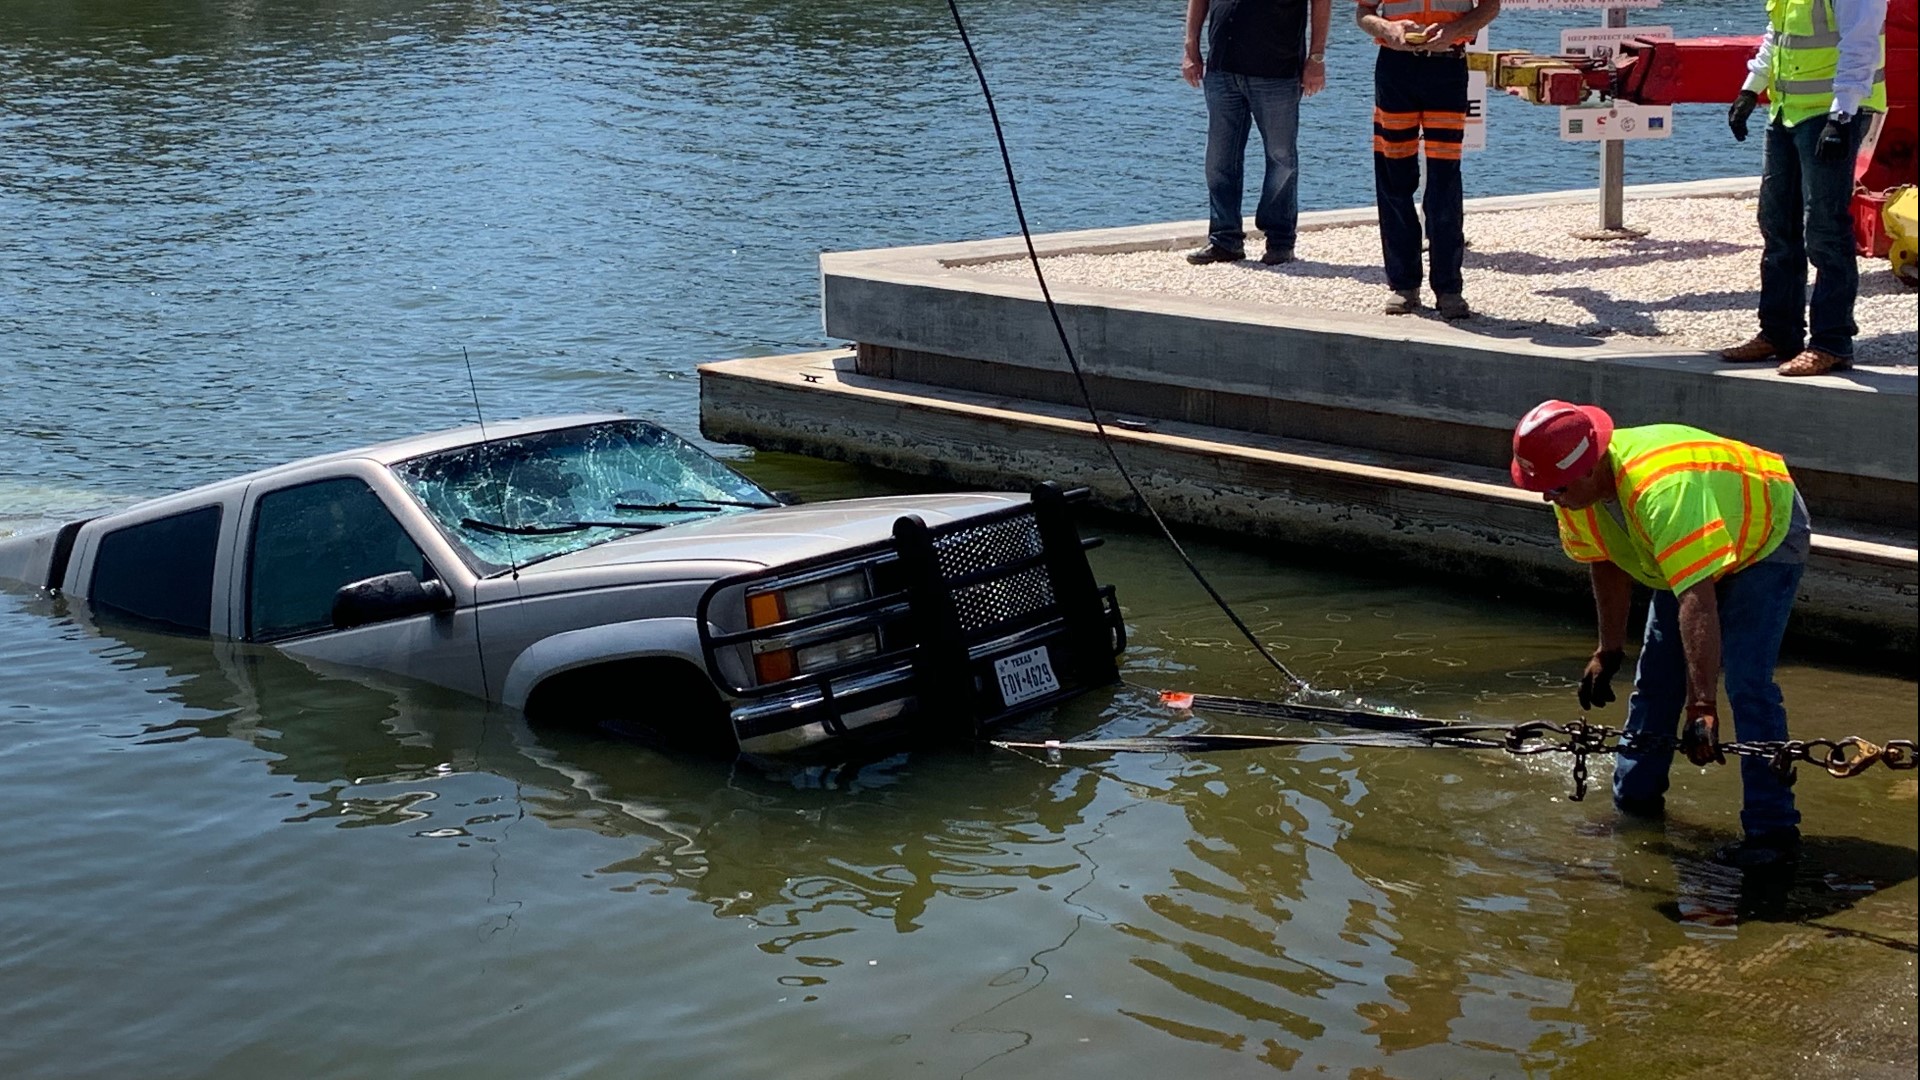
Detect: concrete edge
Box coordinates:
(823, 177, 1762, 266)
(700, 351, 1917, 572)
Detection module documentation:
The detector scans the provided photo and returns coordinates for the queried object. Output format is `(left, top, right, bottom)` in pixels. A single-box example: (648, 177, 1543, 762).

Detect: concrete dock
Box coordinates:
(700, 180, 1918, 656)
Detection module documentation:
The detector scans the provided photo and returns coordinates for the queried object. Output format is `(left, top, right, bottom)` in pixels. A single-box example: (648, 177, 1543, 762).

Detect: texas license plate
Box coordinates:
(994, 645, 1060, 707)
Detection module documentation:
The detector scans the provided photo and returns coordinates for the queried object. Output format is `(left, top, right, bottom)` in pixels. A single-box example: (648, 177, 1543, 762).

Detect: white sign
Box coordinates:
(1558, 25, 1673, 142)
(1559, 101, 1674, 141)
(1464, 37, 1488, 152)
(1500, 1, 1661, 9)
(1559, 24, 1672, 65)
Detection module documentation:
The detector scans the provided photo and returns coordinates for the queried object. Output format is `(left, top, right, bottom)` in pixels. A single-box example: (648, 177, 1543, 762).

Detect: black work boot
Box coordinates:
(1185, 244, 1245, 265)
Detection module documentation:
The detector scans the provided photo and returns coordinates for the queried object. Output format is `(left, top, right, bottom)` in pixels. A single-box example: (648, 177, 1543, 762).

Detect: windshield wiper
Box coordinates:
(460, 517, 666, 536)
(614, 498, 781, 512)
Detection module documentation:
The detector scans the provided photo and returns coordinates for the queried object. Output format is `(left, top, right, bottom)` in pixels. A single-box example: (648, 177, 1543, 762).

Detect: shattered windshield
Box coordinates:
(392, 420, 776, 573)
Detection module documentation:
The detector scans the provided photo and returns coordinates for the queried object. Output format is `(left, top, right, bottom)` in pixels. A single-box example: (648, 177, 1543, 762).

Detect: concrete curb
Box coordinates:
(700, 351, 1917, 659)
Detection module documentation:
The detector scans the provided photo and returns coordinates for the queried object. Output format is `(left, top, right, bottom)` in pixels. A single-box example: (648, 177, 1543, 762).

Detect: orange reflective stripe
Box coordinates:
(1669, 545, 1737, 590)
(1584, 508, 1611, 561)
(1735, 459, 1756, 561)
(1421, 114, 1468, 130)
(1425, 144, 1464, 160)
(1619, 440, 1733, 475)
(1755, 460, 1776, 560)
(1655, 518, 1728, 563)
(1373, 138, 1419, 158)
(1624, 460, 1760, 518)
(1373, 109, 1421, 129)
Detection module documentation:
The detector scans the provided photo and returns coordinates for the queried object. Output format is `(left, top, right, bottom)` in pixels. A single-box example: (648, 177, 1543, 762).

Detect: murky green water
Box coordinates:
(3, 3, 1914, 1077)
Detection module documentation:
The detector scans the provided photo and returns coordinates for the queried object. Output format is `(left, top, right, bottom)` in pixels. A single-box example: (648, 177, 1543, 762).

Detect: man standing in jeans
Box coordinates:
(1509, 400, 1812, 871)
(1719, 0, 1887, 377)
(1183, 0, 1332, 266)
(1356, 0, 1500, 318)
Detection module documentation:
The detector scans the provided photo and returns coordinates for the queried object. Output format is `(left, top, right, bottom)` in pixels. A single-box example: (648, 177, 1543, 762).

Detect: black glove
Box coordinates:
(1681, 707, 1727, 767)
(1815, 116, 1852, 163)
(1578, 648, 1625, 711)
(1727, 90, 1759, 142)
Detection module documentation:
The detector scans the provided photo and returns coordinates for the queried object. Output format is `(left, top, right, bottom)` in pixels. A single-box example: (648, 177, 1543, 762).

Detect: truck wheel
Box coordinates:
(525, 659, 737, 757)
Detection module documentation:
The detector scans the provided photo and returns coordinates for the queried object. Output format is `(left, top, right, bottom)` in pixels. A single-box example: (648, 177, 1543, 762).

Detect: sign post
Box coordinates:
(1500, 0, 1665, 238)
(1598, 5, 1630, 233)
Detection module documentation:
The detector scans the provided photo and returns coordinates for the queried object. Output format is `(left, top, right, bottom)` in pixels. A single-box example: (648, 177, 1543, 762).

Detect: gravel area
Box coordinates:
(963, 196, 1918, 370)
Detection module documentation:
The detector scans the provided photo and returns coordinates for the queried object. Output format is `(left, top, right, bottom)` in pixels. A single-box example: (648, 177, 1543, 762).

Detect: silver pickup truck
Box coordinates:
(0, 415, 1124, 755)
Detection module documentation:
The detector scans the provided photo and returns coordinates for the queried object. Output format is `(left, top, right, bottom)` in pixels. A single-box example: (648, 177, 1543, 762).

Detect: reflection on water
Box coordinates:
(4, 572, 1911, 1078)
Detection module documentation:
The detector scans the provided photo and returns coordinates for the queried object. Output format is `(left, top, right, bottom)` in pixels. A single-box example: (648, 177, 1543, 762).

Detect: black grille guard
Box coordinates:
(697, 483, 1124, 730)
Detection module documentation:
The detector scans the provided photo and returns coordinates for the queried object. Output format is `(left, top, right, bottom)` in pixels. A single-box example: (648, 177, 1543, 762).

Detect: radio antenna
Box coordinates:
(462, 347, 522, 582)
(460, 347, 525, 949)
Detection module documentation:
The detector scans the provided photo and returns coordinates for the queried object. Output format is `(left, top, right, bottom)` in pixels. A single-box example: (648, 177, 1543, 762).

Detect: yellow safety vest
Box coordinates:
(1766, 0, 1887, 126)
(1554, 425, 1798, 593)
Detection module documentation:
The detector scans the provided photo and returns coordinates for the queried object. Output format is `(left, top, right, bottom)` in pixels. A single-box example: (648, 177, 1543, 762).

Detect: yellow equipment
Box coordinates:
(1885, 186, 1919, 287)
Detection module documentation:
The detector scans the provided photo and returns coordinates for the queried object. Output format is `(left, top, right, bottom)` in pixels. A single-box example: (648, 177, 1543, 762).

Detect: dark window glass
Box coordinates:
(90, 505, 222, 635)
(248, 478, 431, 642)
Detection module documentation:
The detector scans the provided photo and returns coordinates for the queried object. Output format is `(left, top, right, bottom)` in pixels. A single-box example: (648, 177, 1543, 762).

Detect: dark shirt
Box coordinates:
(1207, 0, 1311, 79)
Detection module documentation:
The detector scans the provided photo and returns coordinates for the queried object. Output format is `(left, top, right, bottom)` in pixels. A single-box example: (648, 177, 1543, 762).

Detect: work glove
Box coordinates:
(1577, 648, 1625, 711)
(1814, 116, 1851, 163)
(1727, 90, 1759, 141)
(1680, 705, 1726, 767)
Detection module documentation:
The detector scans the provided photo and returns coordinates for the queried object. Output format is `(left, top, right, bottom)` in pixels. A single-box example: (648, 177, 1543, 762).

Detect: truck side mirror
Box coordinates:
(331, 572, 455, 630)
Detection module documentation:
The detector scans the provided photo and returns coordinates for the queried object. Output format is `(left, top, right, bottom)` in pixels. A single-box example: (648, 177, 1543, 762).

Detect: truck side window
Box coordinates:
(90, 505, 222, 634)
(248, 478, 432, 642)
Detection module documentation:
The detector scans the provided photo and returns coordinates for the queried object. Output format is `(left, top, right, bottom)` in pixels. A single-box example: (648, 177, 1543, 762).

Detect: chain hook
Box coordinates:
(1821, 737, 1886, 778)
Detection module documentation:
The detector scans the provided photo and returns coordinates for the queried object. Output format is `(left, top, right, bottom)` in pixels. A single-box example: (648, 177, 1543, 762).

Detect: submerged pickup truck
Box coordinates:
(0, 415, 1124, 755)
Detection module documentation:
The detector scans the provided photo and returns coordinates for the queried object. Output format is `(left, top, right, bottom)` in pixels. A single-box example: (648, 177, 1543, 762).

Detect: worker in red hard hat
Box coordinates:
(1511, 400, 1813, 870)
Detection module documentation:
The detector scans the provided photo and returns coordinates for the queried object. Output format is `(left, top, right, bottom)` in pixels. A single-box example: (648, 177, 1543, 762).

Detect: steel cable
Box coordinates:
(944, 0, 1309, 693)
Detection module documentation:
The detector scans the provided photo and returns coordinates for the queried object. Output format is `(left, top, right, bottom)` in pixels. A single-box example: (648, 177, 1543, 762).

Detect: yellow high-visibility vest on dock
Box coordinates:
(1766, 0, 1888, 125)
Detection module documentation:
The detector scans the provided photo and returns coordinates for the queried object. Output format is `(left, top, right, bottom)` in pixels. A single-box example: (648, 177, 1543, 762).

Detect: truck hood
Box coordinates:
(518, 492, 1025, 575)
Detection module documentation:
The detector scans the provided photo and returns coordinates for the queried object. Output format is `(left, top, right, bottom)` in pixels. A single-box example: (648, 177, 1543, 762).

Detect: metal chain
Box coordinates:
(1498, 722, 1917, 800)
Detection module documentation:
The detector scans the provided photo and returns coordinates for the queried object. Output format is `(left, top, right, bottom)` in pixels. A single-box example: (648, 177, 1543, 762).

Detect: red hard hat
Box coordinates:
(1510, 400, 1614, 491)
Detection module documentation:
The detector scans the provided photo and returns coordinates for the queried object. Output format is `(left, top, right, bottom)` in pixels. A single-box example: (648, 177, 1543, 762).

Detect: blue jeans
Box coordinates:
(1203, 68, 1302, 254)
(1613, 560, 1804, 836)
(1758, 112, 1870, 358)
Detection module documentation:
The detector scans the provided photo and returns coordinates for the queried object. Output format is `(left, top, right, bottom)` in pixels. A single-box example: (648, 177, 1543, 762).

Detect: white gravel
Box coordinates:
(962, 196, 1918, 369)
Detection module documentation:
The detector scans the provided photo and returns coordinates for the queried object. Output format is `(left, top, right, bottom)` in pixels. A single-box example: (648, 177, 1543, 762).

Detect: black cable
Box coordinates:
(943, 0, 1308, 693)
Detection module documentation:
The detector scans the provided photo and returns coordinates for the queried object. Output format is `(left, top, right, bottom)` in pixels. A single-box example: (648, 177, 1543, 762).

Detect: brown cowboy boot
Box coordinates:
(1718, 334, 1786, 363)
(1776, 348, 1853, 377)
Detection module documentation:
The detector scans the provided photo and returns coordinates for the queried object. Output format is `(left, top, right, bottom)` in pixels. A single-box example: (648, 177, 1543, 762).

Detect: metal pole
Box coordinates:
(1598, 4, 1628, 232)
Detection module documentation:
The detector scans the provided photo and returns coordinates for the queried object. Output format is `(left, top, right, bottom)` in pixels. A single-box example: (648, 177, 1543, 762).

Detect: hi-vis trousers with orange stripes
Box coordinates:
(1372, 47, 1469, 294)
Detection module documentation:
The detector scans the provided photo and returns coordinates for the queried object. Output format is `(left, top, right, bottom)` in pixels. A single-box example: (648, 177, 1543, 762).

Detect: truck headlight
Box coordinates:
(794, 632, 879, 672)
(752, 630, 881, 685)
(745, 569, 876, 685)
(746, 569, 871, 626)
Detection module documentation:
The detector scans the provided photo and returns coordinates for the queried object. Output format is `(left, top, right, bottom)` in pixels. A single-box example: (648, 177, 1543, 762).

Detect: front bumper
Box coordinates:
(727, 590, 1124, 756)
